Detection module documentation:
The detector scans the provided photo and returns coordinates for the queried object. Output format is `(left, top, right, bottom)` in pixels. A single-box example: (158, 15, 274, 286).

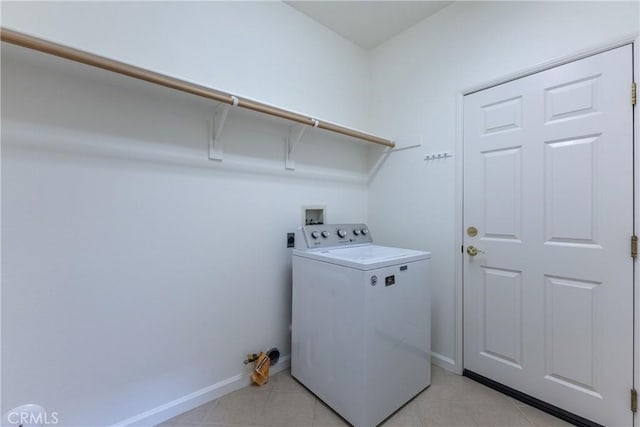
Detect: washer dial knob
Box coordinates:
(353, 229, 361, 236)
(361, 228, 369, 235)
(321, 231, 330, 238)
(337, 229, 347, 238)
(311, 231, 320, 239)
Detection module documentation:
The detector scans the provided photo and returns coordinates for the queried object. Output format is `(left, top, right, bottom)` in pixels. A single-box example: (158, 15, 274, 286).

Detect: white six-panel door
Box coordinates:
(463, 45, 633, 426)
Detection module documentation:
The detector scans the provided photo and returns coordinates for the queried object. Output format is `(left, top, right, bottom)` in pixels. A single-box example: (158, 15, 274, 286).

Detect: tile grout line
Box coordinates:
(511, 399, 538, 427)
(311, 397, 318, 426)
(204, 398, 220, 426)
(417, 404, 428, 427)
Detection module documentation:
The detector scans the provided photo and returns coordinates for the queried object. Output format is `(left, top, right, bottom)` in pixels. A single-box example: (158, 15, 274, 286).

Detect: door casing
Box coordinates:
(451, 35, 640, 387)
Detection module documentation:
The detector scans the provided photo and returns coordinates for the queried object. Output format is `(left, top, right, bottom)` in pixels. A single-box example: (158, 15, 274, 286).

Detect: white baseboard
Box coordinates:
(111, 355, 291, 427)
(431, 351, 458, 374)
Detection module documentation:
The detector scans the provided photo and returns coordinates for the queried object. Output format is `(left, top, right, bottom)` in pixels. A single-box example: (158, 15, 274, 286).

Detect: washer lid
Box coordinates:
(293, 244, 431, 270)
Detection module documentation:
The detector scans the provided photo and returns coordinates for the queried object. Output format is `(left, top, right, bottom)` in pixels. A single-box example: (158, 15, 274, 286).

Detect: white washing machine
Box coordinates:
(291, 224, 431, 427)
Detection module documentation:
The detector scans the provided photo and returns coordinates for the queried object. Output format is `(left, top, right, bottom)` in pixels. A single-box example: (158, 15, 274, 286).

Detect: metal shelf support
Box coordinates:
(286, 120, 318, 170)
(209, 97, 238, 161)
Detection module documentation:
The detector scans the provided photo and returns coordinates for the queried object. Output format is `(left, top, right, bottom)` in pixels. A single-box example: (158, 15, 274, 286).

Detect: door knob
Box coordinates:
(467, 245, 484, 256)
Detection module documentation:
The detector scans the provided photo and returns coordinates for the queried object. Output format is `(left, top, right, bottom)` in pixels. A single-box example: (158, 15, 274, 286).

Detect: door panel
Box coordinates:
(463, 45, 633, 426)
(481, 267, 523, 368)
(544, 135, 599, 244)
(544, 75, 599, 123)
(483, 147, 522, 240)
(544, 275, 602, 398)
(482, 96, 523, 134)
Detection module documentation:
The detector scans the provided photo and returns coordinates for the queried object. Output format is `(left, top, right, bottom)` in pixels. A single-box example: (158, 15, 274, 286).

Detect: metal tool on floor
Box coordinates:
(244, 347, 280, 386)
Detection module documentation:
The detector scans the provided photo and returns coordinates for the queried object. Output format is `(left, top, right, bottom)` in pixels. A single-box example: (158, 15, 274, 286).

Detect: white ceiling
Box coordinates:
(285, 1, 453, 50)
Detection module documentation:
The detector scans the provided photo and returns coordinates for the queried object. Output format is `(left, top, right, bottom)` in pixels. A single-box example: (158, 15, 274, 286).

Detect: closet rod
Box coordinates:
(1, 28, 395, 148)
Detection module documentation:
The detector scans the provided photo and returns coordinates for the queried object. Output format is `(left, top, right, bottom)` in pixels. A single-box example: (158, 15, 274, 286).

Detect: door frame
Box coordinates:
(452, 34, 640, 383)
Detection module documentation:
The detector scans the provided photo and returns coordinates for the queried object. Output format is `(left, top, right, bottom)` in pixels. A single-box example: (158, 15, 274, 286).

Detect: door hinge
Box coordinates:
(631, 389, 637, 412)
(632, 235, 638, 259)
(633, 82, 637, 106)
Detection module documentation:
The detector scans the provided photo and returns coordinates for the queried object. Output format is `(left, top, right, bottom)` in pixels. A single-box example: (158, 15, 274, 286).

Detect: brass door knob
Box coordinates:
(467, 245, 484, 256)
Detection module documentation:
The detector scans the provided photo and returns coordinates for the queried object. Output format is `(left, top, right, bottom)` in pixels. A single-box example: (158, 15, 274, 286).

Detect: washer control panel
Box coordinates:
(296, 223, 372, 249)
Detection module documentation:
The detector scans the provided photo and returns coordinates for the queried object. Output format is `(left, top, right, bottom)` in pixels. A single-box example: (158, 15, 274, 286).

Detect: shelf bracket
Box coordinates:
(368, 147, 393, 183)
(209, 96, 238, 161)
(367, 136, 421, 183)
(286, 120, 317, 170)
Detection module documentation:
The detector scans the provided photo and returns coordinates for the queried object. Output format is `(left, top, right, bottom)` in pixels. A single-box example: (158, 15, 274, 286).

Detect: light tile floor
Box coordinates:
(158, 365, 572, 427)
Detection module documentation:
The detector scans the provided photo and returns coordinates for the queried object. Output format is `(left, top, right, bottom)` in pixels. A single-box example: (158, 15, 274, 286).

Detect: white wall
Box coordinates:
(0, 1, 370, 131)
(5, 1, 640, 424)
(368, 1, 639, 371)
(1, 2, 372, 425)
